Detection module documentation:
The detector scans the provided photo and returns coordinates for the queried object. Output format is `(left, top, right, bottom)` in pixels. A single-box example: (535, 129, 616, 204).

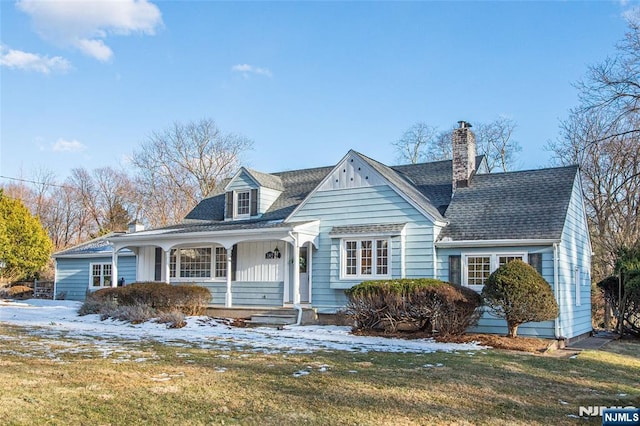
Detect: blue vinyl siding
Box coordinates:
(556, 174, 592, 339)
(55, 255, 137, 301)
(196, 281, 283, 307)
(436, 246, 557, 338)
(259, 187, 281, 215)
(227, 172, 256, 191)
(290, 184, 435, 313)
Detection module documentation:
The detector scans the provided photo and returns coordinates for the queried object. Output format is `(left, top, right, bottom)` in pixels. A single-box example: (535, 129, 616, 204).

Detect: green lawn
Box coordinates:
(0, 324, 638, 425)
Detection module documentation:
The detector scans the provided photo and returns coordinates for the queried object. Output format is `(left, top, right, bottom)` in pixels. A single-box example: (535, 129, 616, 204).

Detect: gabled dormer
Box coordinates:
(224, 167, 283, 220)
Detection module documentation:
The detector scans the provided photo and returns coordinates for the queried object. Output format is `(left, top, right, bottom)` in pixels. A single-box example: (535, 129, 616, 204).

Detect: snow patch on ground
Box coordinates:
(0, 299, 488, 354)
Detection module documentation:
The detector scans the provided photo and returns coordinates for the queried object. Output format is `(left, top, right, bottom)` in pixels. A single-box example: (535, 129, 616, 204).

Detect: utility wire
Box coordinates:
(0, 175, 75, 190)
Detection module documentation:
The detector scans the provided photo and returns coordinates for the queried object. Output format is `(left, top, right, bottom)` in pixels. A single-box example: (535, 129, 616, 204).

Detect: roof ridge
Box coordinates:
(474, 164, 579, 177)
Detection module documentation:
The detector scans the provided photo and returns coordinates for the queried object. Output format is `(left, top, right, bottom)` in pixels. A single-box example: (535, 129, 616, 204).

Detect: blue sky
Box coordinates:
(0, 1, 636, 183)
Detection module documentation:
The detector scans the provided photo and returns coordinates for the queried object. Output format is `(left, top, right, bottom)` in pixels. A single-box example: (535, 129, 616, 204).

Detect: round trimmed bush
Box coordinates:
(482, 260, 559, 338)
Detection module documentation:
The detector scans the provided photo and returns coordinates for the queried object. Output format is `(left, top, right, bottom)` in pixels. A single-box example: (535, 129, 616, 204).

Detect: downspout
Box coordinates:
(553, 242, 561, 339)
(293, 303, 303, 326)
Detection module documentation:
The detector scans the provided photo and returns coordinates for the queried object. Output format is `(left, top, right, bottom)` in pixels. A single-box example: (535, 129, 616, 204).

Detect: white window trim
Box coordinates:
(170, 246, 226, 282)
(340, 238, 391, 280)
(88, 262, 113, 290)
(234, 190, 251, 219)
(462, 252, 528, 292)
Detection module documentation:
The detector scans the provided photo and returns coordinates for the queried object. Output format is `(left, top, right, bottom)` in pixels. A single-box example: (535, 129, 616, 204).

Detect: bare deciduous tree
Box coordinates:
(392, 122, 440, 164)
(474, 117, 521, 172)
(393, 118, 520, 171)
(549, 109, 640, 282)
(548, 16, 640, 281)
(577, 13, 640, 139)
(131, 118, 253, 226)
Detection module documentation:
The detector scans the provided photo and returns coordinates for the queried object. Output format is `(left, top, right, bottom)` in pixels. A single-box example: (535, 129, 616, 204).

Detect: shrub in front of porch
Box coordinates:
(345, 278, 482, 336)
(79, 282, 211, 324)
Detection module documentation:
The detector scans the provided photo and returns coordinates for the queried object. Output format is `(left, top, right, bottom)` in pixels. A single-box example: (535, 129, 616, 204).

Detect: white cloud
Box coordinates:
(16, 0, 163, 62)
(0, 45, 71, 74)
(231, 64, 273, 78)
(52, 138, 86, 152)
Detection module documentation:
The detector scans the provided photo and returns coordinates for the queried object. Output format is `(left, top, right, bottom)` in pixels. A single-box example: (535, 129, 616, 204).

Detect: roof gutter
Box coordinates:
(435, 238, 560, 248)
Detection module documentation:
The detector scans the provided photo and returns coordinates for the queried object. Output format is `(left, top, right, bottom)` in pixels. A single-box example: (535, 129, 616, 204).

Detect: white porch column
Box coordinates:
(292, 237, 300, 304)
(225, 246, 233, 307)
(164, 249, 171, 284)
(111, 250, 118, 288)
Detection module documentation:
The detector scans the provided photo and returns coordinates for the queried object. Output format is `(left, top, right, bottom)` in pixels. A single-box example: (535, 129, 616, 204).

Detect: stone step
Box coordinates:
(250, 313, 298, 325)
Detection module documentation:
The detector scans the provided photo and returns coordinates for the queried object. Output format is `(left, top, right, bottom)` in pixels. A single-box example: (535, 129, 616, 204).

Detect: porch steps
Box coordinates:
(248, 309, 299, 326)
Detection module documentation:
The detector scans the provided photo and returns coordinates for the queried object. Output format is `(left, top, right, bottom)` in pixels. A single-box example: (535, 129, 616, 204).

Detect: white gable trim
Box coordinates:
(572, 169, 593, 255)
(317, 153, 386, 190)
(285, 150, 447, 226)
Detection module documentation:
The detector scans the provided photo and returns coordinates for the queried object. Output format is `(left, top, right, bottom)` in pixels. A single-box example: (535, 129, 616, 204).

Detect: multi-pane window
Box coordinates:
(236, 191, 250, 216)
(169, 249, 177, 278)
(498, 255, 521, 267)
(215, 247, 227, 278)
(464, 254, 525, 289)
(361, 240, 372, 275)
(343, 239, 390, 278)
(467, 256, 491, 286)
(345, 241, 358, 275)
(91, 263, 112, 288)
(180, 248, 212, 278)
(168, 247, 223, 279)
(376, 240, 388, 275)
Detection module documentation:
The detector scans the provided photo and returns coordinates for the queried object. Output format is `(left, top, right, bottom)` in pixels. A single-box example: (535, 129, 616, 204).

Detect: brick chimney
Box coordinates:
(452, 120, 476, 192)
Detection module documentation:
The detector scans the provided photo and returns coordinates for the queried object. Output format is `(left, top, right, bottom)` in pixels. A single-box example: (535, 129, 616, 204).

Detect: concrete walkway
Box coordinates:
(565, 331, 619, 351)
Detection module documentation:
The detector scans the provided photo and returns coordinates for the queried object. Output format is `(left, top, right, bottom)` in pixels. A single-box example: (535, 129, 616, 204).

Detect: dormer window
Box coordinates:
(225, 188, 258, 220)
(236, 191, 250, 217)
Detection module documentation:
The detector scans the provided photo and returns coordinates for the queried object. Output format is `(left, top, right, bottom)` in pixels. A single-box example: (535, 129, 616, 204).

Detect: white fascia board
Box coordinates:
(53, 252, 136, 259)
(435, 238, 560, 248)
(107, 222, 314, 250)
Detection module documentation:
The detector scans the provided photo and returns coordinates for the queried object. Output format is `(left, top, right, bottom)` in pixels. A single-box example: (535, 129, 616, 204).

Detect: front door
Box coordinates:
(299, 246, 309, 303)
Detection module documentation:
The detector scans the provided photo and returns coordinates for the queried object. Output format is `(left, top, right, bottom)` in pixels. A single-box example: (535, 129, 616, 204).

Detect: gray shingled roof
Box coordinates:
(53, 232, 132, 257)
(185, 154, 487, 224)
(176, 152, 578, 243)
(393, 156, 485, 214)
(329, 223, 407, 236)
(245, 168, 285, 191)
(439, 165, 578, 241)
(185, 165, 334, 222)
(356, 152, 445, 222)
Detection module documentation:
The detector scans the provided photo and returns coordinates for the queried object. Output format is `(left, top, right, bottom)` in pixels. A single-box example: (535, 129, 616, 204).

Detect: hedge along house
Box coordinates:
(55, 121, 592, 340)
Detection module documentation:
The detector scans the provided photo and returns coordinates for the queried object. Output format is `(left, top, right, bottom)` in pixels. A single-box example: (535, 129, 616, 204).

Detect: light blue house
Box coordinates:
(54, 121, 592, 340)
(53, 233, 137, 301)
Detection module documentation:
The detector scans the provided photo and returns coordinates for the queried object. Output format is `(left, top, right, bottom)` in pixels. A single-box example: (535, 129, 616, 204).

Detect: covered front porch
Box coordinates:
(107, 220, 319, 308)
